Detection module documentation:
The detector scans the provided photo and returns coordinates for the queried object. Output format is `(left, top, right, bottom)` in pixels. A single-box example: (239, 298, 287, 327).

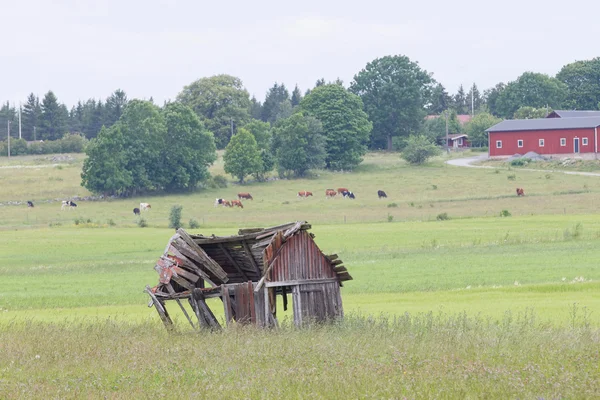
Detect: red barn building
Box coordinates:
(486, 117, 600, 158)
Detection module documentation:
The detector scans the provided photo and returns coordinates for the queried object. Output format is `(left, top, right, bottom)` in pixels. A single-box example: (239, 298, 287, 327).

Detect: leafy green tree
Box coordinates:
(300, 84, 372, 170)
(401, 135, 441, 164)
(350, 55, 434, 150)
(39, 91, 68, 140)
(177, 75, 251, 148)
(271, 113, 326, 177)
(495, 72, 567, 118)
(223, 128, 262, 183)
(421, 112, 462, 145)
(21, 93, 41, 140)
(158, 103, 217, 190)
(557, 58, 600, 110)
(244, 119, 274, 181)
(81, 126, 133, 196)
(483, 83, 506, 117)
(463, 112, 502, 147)
(261, 83, 290, 124)
(513, 106, 549, 119)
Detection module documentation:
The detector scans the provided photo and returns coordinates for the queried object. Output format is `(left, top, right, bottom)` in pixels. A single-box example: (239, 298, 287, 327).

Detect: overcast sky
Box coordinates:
(2, 0, 599, 108)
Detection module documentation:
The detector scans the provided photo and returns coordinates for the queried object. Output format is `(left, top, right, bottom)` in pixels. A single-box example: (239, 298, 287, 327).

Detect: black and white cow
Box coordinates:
(61, 200, 78, 210)
(342, 191, 356, 199)
(27, 201, 34, 208)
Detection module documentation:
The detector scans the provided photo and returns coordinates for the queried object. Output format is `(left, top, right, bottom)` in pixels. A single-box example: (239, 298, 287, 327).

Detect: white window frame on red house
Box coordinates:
(539, 139, 545, 147)
(517, 139, 523, 148)
(583, 137, 588, 145)
(560, 138, 566, 146)
(496, 140, 502, 149)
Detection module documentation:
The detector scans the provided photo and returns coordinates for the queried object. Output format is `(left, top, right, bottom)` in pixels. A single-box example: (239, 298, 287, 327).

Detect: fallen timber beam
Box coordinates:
(191, 288, 221, 329)
(145, 285, 173, 330)
(218, 243, 250, 281)
(176, 229, 228, 283)
(166, 283, 196, 330)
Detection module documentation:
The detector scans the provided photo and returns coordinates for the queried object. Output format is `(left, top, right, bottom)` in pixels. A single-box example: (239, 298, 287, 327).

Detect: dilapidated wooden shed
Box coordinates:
(145, 221, 351, 330)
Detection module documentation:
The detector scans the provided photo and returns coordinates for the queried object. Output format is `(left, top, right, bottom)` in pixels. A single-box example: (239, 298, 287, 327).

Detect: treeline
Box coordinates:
(0, 89, 127, 141)
(2, 54, 600, 194)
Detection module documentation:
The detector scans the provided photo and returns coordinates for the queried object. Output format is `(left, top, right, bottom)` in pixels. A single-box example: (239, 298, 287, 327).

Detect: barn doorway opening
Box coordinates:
(574, 138, 580, 153)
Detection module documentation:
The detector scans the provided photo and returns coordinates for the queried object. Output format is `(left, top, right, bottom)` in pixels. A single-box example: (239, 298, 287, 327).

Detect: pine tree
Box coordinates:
(39, 91, 68, 140)
(105, 89, 128, 126)
(291, 85, 303, 107)
(261, 83, 290, 124)
(21, 93, 41, 141)
(453, 85, 468, 114)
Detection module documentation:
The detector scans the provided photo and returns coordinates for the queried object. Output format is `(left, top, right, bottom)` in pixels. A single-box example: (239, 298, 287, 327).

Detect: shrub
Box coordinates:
(9, 139, 28, 156)
(510, 158, 530, 167)
(387, 202, 398, 208)
(387, 213, 394, 222)
(189, 218, 200, 229)
(60, 133, 87, 153)
(208, 174, 228, 189)
(137, 218, 148, 228)
(436, 212, 449, 221)
(431, 184, 438, 190)
(401, 135, 441, 164)
(169, 205, 183, 230)
(507, 174, 516, 181)
(107, 219, 116, 226)
(500, 209, 511, 217)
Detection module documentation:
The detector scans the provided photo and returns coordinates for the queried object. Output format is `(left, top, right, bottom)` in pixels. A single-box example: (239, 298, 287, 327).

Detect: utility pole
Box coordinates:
(471, 83, 475, 115)
(444, 111, 449, 153)
(33, 126, 36, 141)
(230, 118, 234, 136)
(18, 102, 22, 139)
(7, 120, 11, 159)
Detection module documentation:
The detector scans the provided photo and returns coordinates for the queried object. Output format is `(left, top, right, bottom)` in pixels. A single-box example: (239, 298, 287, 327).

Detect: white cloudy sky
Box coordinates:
(2, 0, 599, 107)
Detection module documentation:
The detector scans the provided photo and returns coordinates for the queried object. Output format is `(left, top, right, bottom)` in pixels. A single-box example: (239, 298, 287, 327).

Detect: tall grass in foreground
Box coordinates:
(1, 312, 598, 399)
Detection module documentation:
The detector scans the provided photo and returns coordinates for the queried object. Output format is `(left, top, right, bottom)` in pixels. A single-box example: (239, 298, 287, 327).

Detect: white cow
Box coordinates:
(140, 202, 151, 211)
(61, 200, 77, 210)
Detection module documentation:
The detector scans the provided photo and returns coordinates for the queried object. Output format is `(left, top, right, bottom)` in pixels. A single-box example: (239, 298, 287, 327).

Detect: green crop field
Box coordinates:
(0, 151, 599, 398)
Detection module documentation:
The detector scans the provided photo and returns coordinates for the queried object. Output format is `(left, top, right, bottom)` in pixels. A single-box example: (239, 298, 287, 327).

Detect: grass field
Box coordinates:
(0, 151, 599, 398)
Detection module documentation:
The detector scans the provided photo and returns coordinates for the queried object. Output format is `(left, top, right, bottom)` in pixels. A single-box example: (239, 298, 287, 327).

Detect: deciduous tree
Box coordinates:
(300, 84, 372, 170)
(463, 112, 502, 147)
(401, 135, 441, 164)
(223, 128, 262, 183)
(177, 75, 251, 148)
(495, 72, 567, 118)
(350, 55, 434, 150)
(557, 58, 600, 110)
(271, 113, 326, 177)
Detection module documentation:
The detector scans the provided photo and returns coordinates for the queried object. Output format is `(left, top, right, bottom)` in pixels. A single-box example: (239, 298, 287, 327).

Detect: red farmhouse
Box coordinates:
(486, 117, 600, 158)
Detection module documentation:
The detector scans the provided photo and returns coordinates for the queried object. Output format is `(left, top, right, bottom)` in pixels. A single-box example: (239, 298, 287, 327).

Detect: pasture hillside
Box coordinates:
(2, 151, 600, 229)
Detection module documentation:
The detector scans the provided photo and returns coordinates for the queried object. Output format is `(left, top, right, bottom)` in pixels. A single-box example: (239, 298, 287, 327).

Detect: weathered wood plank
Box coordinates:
(165, 283, 195, 329)
(192, 288, 221, 329)
(218, 243, 250, 281)
(242, 240, 263, 277)
(145, 285, 173, 330)
(176, 229, 229, 283)
(221, 285, 232, 327)
(265, 277, 339, 288)
(172, 265, 200, 283)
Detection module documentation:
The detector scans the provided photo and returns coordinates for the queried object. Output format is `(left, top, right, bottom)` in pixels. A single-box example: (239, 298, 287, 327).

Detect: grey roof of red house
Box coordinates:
(487, 117, 600, 133)
(547, 110, 600, 118)
(448, 133, 467, 139)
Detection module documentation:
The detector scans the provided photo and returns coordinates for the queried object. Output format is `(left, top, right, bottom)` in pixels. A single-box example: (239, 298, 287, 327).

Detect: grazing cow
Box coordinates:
(231, 200, 244, 208)
(61, 200, 77, 210)
(140, 202, 151, 211)
(27, 201, 34, 208)
(325, 189, 337, 199)
(133, 207, 140, 215)
(214, 198, 225, 207)
(238, 192, 253, 200)
(516, 188, 525, 196)
(342, 191, 356, 199)
(377, 190, 387, 199)
(337, 187, 349, 194)
(297, 191, 313, 198)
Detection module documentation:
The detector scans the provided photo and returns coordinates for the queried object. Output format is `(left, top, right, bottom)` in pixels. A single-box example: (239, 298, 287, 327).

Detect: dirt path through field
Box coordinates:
(446, 155, 600, 177)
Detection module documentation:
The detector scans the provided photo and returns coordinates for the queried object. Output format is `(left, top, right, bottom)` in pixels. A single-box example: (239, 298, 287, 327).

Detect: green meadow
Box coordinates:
(0, 151, 599, 398)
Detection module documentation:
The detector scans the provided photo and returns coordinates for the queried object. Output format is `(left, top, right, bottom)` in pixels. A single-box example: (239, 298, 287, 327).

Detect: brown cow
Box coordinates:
(337, 187, 349, 194)
(238, 192, 253, 200)
(297, 191, 313, 198)
(516, 188, 525, 196)
(222, 200, 232, 207)
(231, 200, 244, 208)
(325, 189, 337, 199)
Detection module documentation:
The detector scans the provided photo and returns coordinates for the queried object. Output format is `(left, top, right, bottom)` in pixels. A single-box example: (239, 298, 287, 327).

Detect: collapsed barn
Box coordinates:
(145, 221, 352, 329)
